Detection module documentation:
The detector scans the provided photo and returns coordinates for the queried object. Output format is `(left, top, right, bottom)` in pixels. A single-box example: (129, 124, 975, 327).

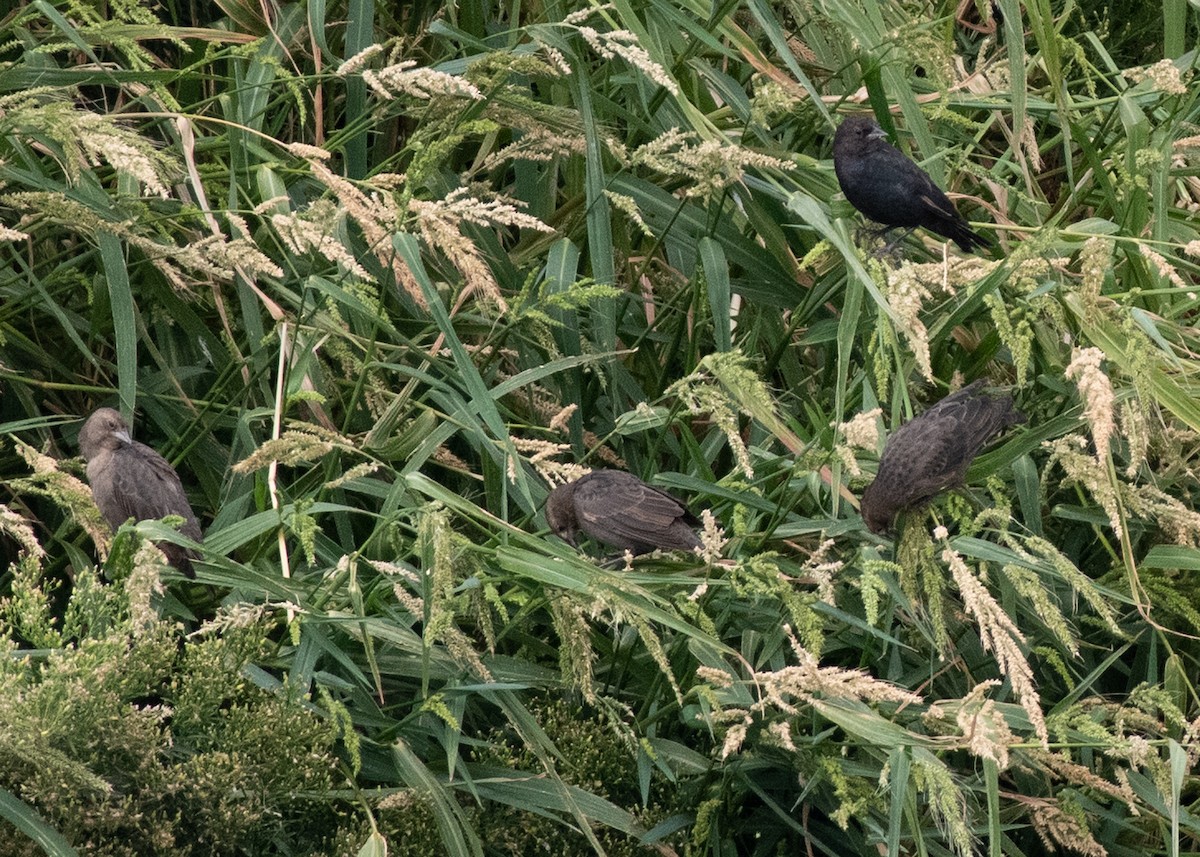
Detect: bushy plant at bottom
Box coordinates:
(0, 541, 357, 856)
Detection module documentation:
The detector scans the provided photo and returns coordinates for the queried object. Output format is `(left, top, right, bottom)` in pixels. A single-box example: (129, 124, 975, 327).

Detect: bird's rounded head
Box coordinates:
(836, 114, 888, 146)
(544, 481, 579, 546)
(78, 407, 133, 461)
(859, 480, 896, 535)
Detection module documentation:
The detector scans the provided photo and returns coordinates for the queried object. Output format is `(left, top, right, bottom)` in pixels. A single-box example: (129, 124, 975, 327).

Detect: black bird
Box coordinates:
(860, 381, 1025, 533)
(78, 408, 203, 576)
(545, 469, 701, 555)
(833, 115, 991, 253)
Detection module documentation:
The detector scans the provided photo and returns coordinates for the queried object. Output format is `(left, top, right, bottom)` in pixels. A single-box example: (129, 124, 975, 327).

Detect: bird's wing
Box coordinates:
(110, 445, 202, 539)
(918, 188, 959, 220)
(860, 144, 957, 227)
(574, 475, 692, 547)
(880, 384, 1020, 502)
(872, 144, 962, 222)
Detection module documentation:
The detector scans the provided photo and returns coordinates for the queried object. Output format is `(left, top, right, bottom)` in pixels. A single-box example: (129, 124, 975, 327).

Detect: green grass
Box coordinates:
(2, 0, 1200, 854)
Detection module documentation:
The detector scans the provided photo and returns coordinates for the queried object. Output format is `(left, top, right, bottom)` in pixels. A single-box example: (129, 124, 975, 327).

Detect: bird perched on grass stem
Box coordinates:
(833, 115, 991, 254)
(546, 469, 700, 556)
(860, 381, 1025, 534)
(78, 407, 203, 577)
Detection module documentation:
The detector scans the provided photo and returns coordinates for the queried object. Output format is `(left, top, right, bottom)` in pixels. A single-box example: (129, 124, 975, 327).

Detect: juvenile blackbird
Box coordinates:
(833, 115, 991, 253)
(860, 381, 1025, 534)
(546, 469, 701, 555)
(78, 407, 203, 576)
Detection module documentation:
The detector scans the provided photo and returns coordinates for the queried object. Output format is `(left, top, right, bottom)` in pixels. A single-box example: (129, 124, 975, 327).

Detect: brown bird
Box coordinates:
(545, 469, 701, 555)
(78, 408, 203, 576)
(860, 381, 1025, 534)
(833, 115, 991, 253)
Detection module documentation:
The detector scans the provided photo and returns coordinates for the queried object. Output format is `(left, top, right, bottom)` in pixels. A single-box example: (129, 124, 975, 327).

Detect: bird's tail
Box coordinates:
(945, 219, 993, 253)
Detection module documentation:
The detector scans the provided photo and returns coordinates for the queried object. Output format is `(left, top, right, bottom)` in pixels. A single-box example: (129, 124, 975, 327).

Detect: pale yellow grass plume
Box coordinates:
(510, 437, 574, 483)
(323, 462, 381, 491)
(1078, 236, 1113, 309)
(801, 538, 843, 606)
(1044, 434, 1120, 533)
(558, 6, 678, 96)
(603, 190, 651, 237)
(1064, 347, 1115, 465)
(9, 102, 178, 198)
(335, 45, 384, 75)
(760, 631, 922, 716)
(1017, 115, 1043, 173)
(939, 537, 1049, 748)
(8, 439, 108, 559)
(1051, 440, 1200, 543)
(338, 46, 483, 101)
(0, 504, 45, 568)
(1128, 484, 1200, 546)
(839, 409, 882, 451)
(127, 542, 169, 636)
(1031, 731, 1139, 811)
(629, 128, 792, 202)
(480, 127, 587, 173)
(1139, 244, 1193, 299)
(2, 189, 281, 294)
(696, 509, 727, 564)
(885, 257, 994, 381)
(125, 229, 284, 293)
(410, 188, 555, 312)
(953, 681, 1016, 769)
(522, 441, 590, 488)
(369, 558, 426, 620)
(1124, 58, 1190, 95)
(1028, 797, 1108, 857)
(282, 142, 333, 161)
(195, 603, 272, 637)
(365, 60, 483, 102)
(271, 199, 373, 281)
(547, 404, 577, 434)
(696, 631, 923, 761)
(234, 423, 358, 473)
(302, 159, 424, 307)
(834, 407, 882, 477)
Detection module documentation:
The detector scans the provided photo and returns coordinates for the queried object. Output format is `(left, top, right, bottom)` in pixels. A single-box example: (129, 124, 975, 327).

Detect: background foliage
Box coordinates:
(1, 0, 1200, 854)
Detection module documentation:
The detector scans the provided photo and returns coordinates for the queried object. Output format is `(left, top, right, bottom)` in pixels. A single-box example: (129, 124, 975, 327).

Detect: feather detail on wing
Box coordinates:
(573, 471, 699, 552)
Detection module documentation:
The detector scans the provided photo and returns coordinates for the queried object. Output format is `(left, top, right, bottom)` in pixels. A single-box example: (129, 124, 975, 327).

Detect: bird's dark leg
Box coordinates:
(851, 224, 887, 250)
(877, 227, 917, 258)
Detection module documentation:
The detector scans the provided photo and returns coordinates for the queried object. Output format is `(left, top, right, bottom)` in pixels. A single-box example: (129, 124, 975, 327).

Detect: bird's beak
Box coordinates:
(867, 126, 888, 141)
(113, 430, 133, 445)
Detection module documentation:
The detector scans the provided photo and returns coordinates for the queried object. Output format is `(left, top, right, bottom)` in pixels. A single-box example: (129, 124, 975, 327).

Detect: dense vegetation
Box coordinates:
(1, 0, 1199, 854)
